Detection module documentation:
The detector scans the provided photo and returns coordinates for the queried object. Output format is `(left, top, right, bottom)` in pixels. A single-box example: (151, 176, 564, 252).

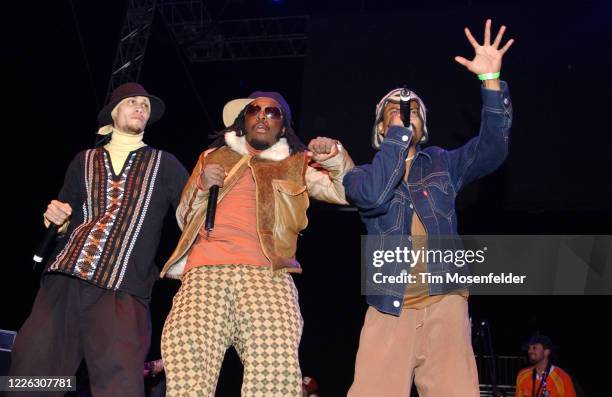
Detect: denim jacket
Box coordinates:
(343, 82, 512, 315)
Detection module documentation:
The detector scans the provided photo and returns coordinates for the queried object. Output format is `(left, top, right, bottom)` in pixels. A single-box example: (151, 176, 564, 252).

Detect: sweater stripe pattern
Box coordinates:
(48, 147, 162, 290)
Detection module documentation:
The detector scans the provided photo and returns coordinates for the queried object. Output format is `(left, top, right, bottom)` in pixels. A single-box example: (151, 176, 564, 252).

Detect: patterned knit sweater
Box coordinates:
(45, 146, 188, 300)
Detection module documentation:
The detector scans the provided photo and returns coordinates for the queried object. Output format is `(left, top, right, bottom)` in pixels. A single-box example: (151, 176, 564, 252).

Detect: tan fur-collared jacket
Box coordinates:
(160, 131, 354, 279)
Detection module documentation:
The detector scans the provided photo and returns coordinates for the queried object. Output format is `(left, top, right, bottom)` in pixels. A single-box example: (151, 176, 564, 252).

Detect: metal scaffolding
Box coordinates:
(104, 0, 309, 102)
(187, 16, 309, 62)
(105, 0, 158, 101)
(157, 0, 210, 46)
(159, 1, 309, 62)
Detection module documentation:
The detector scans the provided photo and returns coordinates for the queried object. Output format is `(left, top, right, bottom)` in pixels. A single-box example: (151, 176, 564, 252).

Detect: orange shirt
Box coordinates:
(184, 161, 270, 275)
(515, 365, 577, 397)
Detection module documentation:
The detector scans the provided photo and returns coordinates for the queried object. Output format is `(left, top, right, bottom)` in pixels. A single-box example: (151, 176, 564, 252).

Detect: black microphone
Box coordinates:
(399, 85, 412, 128)
(205, 185, 220, 239)
(33, 224, 59, 264)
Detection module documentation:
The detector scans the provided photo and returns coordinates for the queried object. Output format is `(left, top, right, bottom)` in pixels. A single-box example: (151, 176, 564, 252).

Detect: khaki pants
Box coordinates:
(161, 265, 303, 397)
(348, 295, 479, 397)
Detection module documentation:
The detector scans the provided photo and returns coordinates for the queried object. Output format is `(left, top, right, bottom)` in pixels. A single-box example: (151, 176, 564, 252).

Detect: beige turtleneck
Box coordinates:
(104, 129, 147, 174)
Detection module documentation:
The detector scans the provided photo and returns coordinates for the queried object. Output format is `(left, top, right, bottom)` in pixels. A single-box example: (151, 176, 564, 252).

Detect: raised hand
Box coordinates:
(454, 19, 514, 76)
(307, 137, 340, 162)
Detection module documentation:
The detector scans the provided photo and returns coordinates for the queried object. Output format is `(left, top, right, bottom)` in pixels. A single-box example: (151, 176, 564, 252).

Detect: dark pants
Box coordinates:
(7, 274, 151, 397)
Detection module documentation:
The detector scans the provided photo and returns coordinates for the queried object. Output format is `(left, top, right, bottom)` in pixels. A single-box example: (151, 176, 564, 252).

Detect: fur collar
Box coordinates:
(224, 130, 290, 161)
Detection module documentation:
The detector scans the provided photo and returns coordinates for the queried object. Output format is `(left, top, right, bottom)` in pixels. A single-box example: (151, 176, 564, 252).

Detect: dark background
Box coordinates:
(3, 0, 611, 395)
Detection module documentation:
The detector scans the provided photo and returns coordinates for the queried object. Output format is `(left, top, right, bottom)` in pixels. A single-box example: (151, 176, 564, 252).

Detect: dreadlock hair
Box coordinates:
(207, 108, 307, 153)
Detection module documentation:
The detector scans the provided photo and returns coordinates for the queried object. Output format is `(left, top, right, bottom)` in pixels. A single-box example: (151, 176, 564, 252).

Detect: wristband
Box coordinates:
(478, 72, 500, 81)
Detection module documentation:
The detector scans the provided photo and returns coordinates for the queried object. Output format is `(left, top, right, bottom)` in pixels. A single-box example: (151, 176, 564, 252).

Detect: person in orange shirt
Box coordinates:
(160, 91, 354, 396)
(515, 335, 577, 397)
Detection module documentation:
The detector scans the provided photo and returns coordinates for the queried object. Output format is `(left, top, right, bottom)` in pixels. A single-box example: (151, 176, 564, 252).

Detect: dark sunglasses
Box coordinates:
(245, 104, 283, 120)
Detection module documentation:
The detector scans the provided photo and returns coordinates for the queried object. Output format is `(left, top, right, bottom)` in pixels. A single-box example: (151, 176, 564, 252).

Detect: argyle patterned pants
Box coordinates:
(161, 265, 303, 396)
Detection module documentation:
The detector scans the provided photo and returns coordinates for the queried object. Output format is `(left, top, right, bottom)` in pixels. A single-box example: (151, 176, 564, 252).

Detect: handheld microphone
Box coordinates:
(33, 224, 59, 265)
(399, 85, 412, 127)
(205, 185, 220, 239)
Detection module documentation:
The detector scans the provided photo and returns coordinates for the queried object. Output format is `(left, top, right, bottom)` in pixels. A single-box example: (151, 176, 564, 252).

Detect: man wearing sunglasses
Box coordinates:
(159, 91, 354, 396)
(344, 20, 513, 396)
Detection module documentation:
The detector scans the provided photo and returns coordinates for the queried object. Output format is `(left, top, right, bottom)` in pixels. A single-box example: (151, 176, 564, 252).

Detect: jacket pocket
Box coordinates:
(272, 179, 309, 256)
(423, 173, 455, 219)
(374, 196, 404, 235)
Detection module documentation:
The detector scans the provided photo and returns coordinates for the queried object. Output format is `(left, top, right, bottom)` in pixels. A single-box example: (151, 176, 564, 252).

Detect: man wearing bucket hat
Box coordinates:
(8, 83, 188, 396)
(344, 20, 514, 396)
(159, 91, 354, 395)
(515, 335, 577, 397)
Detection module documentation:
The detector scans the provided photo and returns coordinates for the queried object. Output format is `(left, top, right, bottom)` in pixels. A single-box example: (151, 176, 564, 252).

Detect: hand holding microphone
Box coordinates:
(200, 165, 226, 239)
(33, 200, 72, 264)
(389, 111, 406, 128)
(44, 200, 72, 226)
